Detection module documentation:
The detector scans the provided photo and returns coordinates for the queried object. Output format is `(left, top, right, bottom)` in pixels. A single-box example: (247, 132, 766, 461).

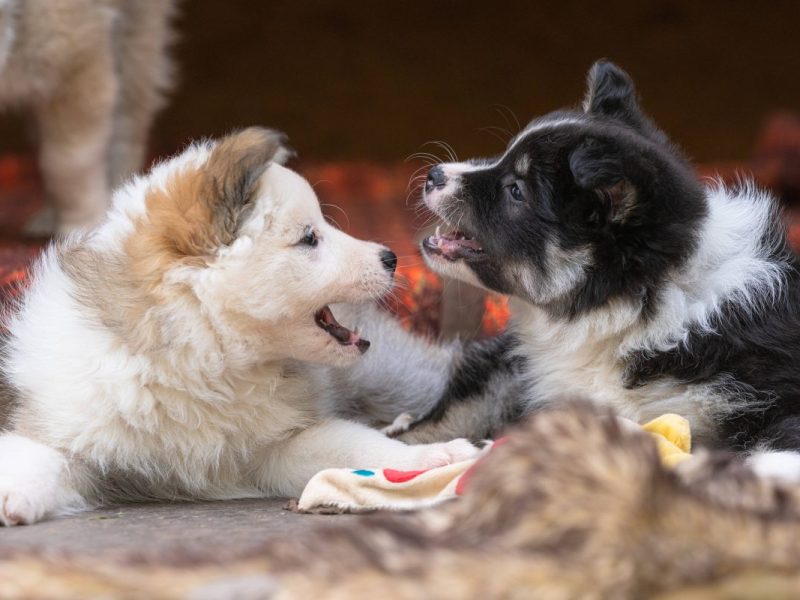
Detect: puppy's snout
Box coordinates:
(379, 249, 398, 274)
(425, 166, 447, 193)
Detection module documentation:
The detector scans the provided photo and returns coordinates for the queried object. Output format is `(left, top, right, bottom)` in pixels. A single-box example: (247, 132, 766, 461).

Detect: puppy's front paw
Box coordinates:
(381, 413, 416, 437)
(0, 491, 43, 526)
(0, 434, 84, 526)
(414, 438, 482, 469)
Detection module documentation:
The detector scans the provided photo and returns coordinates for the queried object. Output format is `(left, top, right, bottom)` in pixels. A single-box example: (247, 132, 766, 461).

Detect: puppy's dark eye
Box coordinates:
(299, 228, 318, 247)
(508, 182, 525, 202)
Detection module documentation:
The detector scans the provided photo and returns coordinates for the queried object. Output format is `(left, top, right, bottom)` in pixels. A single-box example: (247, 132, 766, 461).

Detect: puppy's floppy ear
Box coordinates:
(569, 138, 637, 223)
(203, 127, 295, 241)
(128, 128, 294, 282)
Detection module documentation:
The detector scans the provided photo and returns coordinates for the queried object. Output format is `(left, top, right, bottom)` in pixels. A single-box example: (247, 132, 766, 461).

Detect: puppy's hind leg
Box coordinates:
(0, 433, 86, 526)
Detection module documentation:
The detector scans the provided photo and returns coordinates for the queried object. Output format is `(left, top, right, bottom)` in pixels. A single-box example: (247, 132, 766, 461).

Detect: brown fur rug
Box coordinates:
(4, 405, 800, 599)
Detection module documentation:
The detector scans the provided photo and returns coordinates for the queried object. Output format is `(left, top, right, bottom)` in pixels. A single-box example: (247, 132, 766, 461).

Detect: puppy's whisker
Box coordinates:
(324, 215, 342, 229)
(405, 151, 444, 164)
(479, 125, 512, 146)
(406, 176, 428, 194)
(494, 103, 522, 133)
(320, 203, 351, 231)
(406, 184, 426, 207)
(422, 141, 458, 163)
(407, 167, 430, 182)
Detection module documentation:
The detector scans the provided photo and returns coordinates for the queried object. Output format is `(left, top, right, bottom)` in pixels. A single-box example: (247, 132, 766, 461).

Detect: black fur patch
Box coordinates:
(624, 260, 800, 450)
(413, 333, 525, 425)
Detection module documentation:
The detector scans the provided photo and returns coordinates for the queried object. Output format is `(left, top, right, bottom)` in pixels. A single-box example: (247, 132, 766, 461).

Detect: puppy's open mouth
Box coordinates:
(314, 306, 370, 354)
(422, 226, 485, 262)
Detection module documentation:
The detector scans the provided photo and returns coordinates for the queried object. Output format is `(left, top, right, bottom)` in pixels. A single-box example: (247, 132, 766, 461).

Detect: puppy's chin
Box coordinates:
(288, 326, 370, 368)
(421, 247, 488, 290)
(321, 344, 369, 367)
(304, 342, 368, 368)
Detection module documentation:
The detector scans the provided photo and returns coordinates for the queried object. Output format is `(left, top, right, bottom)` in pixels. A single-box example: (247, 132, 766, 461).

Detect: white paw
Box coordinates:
(0, 434, 83, 526)
(414, 438, 482, 469)
(0, 488, 47, 526)
(381, 413, 416, 437)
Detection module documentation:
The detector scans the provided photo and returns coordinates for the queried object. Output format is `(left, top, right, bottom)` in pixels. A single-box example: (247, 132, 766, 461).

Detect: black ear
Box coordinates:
(583, 61, 644, 125)
(569, 139, 637, 223)
(583, 60, 669, 144)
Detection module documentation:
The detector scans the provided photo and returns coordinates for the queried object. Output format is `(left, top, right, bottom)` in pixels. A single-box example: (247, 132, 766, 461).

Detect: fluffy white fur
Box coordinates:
(0, 130, 478, 526)
(748, 450, 800, 482)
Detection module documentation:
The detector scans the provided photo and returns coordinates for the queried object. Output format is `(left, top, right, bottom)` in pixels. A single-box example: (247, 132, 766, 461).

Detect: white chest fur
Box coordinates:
(5, 254, 317, 495)
(512, 301, 721, 440)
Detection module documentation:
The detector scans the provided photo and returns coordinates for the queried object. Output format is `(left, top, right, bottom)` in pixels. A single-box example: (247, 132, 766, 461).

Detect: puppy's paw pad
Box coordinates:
(0, 493, 43, 526)
(441, 438, 482, 463)
(417, 439, 481, 469)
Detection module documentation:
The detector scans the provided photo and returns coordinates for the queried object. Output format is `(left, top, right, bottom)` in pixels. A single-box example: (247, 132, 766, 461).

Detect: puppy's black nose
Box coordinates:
(425, 166, 447, 193)
(380, 249, 397, 274)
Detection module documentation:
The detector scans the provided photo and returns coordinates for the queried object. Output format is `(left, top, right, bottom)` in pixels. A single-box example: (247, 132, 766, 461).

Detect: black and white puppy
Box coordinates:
(333, 60, 800, 480)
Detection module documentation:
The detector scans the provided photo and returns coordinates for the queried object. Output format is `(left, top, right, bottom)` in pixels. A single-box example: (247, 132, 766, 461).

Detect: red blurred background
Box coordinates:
(0, 1, 798, 338)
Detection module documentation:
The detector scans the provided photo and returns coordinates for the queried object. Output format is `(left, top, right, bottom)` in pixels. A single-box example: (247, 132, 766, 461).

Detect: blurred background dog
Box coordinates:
(0, 0, 175, 234)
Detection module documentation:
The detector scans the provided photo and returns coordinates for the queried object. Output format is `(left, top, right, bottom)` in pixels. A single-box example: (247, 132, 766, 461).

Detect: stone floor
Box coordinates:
(0, 499, 355, 561)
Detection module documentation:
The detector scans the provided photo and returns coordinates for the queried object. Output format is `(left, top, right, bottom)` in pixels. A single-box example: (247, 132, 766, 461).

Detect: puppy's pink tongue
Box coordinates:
(438, 236, 483, 253)
(314, 306, 370, 354)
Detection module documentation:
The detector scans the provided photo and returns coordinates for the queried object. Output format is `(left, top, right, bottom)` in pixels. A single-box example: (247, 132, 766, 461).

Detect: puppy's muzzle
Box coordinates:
(425, 165, 448, 193)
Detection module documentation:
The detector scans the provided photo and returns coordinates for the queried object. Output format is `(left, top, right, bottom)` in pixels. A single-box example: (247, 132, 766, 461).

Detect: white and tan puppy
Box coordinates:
(0, 128, 478, 526)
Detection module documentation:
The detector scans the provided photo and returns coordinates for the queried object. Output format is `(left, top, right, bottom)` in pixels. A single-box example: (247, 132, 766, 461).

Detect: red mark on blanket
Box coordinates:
(383, 468, 428, 483)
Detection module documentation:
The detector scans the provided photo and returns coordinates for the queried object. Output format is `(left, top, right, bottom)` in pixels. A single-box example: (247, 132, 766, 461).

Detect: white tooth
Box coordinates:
(435, 225, 441, 238)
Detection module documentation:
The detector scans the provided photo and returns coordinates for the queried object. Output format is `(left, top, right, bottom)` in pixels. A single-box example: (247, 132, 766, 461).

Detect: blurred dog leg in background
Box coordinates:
(0, 0, 176, 235)
(416, 224, 486, 340)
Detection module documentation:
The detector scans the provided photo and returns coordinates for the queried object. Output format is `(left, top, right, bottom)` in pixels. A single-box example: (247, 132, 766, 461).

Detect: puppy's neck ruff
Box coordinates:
(514, 183, 789, 355)
(510, 183, 790, 431)
(632, 182, 789, 353)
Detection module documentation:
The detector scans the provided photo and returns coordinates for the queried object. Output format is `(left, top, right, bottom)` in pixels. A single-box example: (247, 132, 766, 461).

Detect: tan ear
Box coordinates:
(202, 127, 294, 245)
(126, 128, 292, 292)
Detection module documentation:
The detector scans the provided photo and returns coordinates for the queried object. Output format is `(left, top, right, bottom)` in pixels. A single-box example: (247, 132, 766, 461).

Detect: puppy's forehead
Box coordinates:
(508, 113, 586, 153)
(514, 154, 531, 175)
(440, 114, 587, 178)
(259, 163, 321, 219)
(492, 113, 588, 175)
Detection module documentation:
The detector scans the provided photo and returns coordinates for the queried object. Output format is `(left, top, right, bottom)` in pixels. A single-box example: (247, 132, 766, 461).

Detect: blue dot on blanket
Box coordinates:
(352, 469, 375, 477)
